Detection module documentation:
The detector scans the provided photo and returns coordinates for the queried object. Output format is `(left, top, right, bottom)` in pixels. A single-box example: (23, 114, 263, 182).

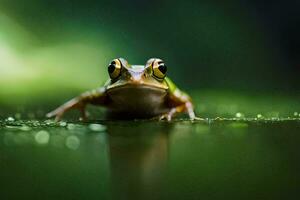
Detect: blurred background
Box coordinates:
(0, 0, 299, 118)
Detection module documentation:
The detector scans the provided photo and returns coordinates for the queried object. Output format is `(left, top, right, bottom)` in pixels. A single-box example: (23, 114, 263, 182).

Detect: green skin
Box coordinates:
(47, 58, 196, 121)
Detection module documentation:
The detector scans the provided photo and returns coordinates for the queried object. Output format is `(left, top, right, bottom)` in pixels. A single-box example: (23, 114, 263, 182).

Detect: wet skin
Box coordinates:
(47, 58, 197, 121)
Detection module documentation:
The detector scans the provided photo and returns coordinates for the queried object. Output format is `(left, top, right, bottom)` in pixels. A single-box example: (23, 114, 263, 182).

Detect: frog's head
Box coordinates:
(106, 58, 169, 91)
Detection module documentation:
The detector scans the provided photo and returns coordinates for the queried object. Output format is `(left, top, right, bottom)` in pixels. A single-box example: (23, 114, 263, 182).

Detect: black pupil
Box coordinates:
(108, 64, 115, 73)
(158, 64, 167, 74)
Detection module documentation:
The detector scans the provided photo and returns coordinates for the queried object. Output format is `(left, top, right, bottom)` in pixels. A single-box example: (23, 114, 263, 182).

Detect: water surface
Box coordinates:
(0, 120, 299, 199)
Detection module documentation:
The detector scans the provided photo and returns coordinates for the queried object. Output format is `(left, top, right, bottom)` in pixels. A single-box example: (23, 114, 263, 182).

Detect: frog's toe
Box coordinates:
(192, 116, 205, 121)
(46, 110, 64, 122)
(159, 113, 172, 121)
(54, 115, 62, 122)
(53, 112, 64, 122)
(79, 115, 88, 121)
(46, 111, 55, 118)
(46, 111, 56, 118)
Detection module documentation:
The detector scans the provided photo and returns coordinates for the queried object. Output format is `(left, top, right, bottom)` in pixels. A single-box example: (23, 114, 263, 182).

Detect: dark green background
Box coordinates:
(1, 0, 299, 118)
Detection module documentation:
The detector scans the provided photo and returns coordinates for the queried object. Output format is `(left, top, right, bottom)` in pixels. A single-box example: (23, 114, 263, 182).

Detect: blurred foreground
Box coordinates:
(1, 119, 299, 199)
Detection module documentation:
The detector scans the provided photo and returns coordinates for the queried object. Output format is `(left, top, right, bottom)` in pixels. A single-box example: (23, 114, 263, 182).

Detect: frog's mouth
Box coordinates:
(106, 82, 168, 92)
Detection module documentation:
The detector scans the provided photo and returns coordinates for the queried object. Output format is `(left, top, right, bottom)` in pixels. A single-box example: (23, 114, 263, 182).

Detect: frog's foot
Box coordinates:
(46, 108, 65, 122)
(47, 106, 88, 122)
(159, 106, 184, 122)
(159, 113, 173, 122)
(158, 102, 199, 121)
(46, 98, 87, 121)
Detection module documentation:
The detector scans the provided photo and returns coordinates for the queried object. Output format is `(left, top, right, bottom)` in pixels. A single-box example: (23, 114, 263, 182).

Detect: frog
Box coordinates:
(46, 58, 197, 121)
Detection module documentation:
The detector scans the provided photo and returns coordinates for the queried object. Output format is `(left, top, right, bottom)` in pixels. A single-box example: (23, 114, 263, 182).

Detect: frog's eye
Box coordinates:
(152, 59, 167, 80)
(108, 59, 122, 79)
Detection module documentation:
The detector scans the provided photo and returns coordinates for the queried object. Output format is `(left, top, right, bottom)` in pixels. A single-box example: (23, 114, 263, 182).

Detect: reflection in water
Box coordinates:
(1, 120, 300, 199)
(106, 123, 172, 199)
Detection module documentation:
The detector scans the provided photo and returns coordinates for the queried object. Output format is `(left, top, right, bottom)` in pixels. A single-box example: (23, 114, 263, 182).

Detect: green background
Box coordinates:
(0, 0, 299, 118)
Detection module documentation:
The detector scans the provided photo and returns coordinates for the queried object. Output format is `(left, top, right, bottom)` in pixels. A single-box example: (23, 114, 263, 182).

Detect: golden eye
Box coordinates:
(108, 59, 122, 79)
(152, 59, 167, 79)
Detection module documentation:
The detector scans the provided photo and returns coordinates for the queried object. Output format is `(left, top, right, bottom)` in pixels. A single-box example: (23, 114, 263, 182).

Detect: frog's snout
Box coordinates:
(130, 72, 144, 82)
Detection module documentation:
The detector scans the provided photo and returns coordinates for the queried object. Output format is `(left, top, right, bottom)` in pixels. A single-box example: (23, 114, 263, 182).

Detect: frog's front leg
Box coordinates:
(160, 90, 197, 121)
(46, 87, 108, 121)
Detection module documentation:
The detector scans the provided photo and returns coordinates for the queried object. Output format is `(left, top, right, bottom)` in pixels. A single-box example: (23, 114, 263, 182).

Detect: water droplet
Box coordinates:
(235, 112, 244, 118)
(59, 121, 67, 127)
(88, 124, 106, 132)
(65, 135, 80, 150)
(6, 117, 15, 122)
(44, 119, 55, 126)
(257, 114, 263, 119)
(31, 120, 40, 127)
(35, 130, 50, 145)
(294, 112, 298, 117)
